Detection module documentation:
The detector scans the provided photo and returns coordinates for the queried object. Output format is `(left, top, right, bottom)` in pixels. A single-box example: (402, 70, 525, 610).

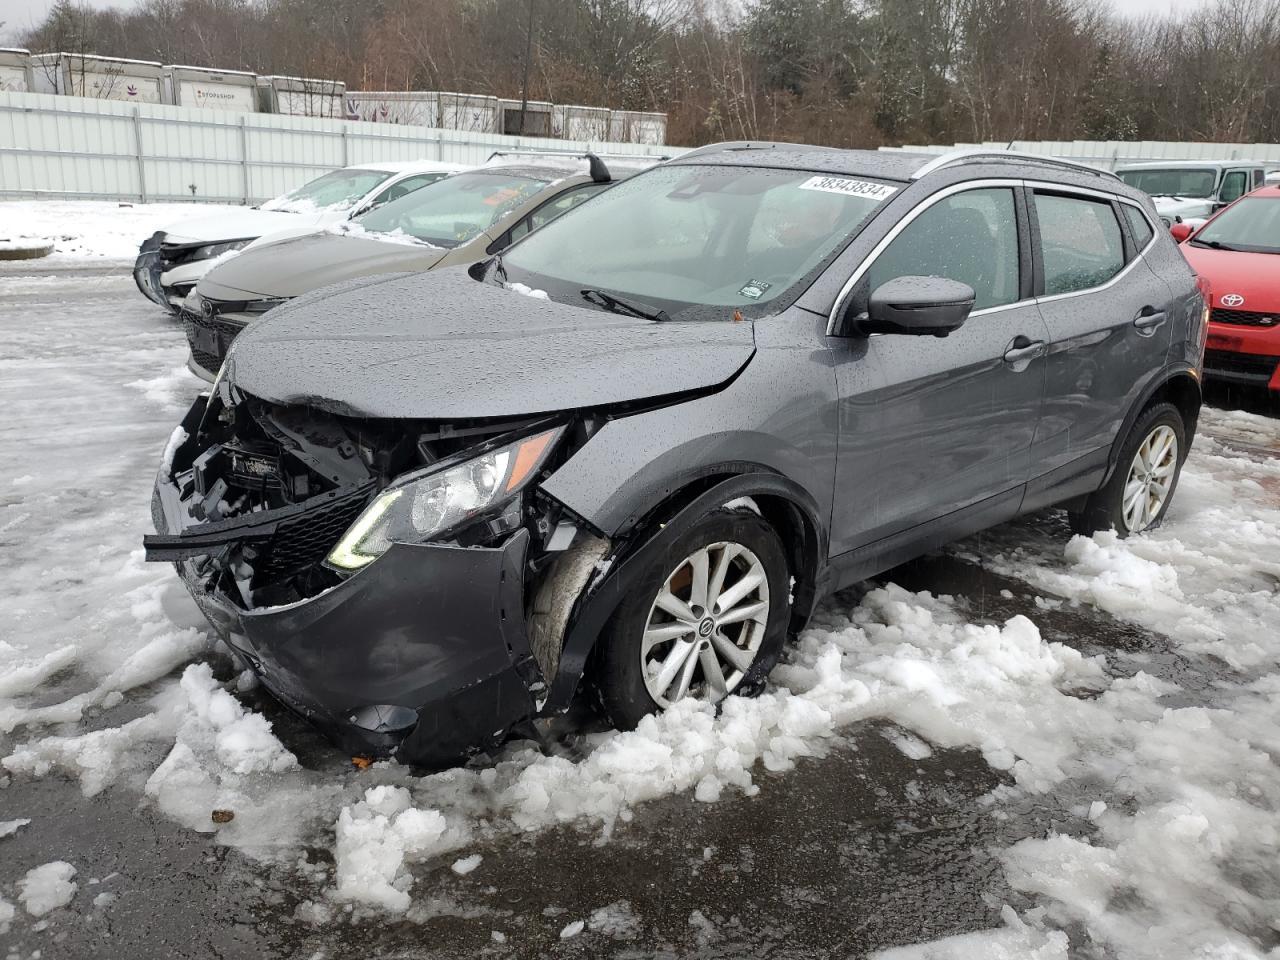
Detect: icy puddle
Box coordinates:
(1, 266, 1278, 958)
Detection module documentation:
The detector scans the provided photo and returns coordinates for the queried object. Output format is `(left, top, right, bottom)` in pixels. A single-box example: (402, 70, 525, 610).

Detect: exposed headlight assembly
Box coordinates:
(241, 297, 290, 315)
(192, 238, 252, 261)
(326, 427, 562, 571)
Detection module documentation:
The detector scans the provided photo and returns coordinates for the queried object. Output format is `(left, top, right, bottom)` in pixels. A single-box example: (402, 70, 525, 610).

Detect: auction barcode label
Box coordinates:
(798, 176, 898, 201)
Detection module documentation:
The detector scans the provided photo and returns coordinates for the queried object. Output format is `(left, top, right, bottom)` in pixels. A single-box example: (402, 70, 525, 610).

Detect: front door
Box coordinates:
(829, 184, 1049, 557)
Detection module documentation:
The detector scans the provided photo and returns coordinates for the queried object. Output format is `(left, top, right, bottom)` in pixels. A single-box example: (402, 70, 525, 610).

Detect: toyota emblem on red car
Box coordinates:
(1221, 293, 1245, 307)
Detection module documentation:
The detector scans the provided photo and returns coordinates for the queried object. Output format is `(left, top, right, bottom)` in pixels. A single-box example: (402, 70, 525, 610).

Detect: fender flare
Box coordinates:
(539, 470, 827, 715)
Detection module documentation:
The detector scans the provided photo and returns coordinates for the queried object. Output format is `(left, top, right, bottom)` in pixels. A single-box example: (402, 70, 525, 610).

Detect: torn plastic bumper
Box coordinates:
(171, 532, 541, 766)
(133, 232, 167, 308)
(145, 398, 544, 767)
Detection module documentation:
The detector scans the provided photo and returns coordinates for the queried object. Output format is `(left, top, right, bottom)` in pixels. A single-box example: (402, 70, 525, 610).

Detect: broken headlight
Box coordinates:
(325, 427, 562, 570)
(191, 239, 252, 261)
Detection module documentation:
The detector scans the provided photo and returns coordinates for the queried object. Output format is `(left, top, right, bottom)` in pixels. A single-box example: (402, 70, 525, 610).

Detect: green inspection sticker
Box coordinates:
(738, 279, 772, 300)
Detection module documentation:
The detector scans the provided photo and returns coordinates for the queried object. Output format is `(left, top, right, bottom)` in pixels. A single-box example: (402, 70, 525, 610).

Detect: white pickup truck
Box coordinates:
(1116, 160, 1277, 227)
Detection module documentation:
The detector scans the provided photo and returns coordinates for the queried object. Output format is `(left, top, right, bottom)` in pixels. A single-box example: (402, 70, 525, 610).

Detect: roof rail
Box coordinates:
(911, 148, 1120, 182)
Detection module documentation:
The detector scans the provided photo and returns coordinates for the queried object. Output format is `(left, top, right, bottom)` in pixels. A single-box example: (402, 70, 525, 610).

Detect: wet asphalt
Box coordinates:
(0, 548, 1151, 960)
(0, 265, 1275, 960)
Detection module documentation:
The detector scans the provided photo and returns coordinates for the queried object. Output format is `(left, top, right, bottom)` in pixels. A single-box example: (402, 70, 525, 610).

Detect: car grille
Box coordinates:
(182, 309, 246, 377)
(1211, 307, 1279, 328)
(190, 347, 222, 376)
(1203, 349, 1280, 385)
(254, 491, 368, 582)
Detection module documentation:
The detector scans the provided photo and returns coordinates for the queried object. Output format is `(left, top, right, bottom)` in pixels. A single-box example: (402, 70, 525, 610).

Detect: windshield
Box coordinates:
(355, 171, 549, 248)
(500, 164, 897, 317)
(263, 169, 393, 213)
(1192, 196, 1280, 254)
(1118, 168, 1218, 199)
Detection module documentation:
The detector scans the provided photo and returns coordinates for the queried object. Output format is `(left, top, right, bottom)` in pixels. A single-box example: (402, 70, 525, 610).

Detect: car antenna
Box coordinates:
(584, 152, 611, 183)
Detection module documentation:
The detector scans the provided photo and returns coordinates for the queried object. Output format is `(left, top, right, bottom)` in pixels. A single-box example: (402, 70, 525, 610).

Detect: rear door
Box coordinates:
(1027, 186, 1173, 497)
(829, 182, 1049, 556)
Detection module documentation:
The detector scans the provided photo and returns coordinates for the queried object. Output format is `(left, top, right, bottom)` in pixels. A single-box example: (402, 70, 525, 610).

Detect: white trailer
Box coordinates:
(256, 75, 347, 118)
(499, 98, 553, 137)
(552, 104, 611, 141)
(163, 65, 257, 112)
(0, 48, 34, 93)
(344, 90, 439, 126)
(31, 53, 165, 103)
(438, 92, 499, 133)
(609, 110, 668, 146)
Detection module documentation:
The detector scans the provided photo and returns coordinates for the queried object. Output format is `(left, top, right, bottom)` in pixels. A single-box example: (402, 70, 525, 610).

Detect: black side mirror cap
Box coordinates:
(836, 275, 976, 338)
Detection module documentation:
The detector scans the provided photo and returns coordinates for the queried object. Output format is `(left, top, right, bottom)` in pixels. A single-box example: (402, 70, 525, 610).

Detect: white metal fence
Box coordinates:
(879, 139, 1280, 170)
(0, 90, 680, 204)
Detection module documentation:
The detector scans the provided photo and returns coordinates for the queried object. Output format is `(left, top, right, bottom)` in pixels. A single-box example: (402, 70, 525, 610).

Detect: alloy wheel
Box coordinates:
(1122, 424, 1178, 533)
(640, 541, 770, 708)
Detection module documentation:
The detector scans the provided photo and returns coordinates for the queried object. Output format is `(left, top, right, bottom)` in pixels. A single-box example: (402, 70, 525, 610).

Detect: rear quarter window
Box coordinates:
(1122, 204, 1155, 252)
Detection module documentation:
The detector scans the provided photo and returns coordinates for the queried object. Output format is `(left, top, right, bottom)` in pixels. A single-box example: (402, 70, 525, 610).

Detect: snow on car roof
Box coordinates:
(348, 160, 469, 175)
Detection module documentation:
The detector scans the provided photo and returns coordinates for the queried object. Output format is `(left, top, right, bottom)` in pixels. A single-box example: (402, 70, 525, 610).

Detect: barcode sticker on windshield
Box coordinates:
(798, 176, 897, 201)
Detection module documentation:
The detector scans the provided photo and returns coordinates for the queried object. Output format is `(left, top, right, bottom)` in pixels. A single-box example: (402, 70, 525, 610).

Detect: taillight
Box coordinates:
(1195, 274, 1212, 324)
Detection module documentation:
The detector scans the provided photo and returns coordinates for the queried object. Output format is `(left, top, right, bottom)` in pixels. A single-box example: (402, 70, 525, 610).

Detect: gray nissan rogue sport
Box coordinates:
(145, 144, 1207, 767)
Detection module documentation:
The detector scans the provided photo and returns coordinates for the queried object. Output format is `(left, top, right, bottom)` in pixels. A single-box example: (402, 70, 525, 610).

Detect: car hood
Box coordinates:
(162, 207, 339, 245)
(197, 232, 447, 300)
(223, 269, 757, 419)
(1180, 244, 1280, 313)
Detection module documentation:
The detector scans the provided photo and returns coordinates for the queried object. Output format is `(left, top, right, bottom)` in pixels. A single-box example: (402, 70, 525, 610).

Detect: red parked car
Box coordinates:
(1174, 185, 1280, 394)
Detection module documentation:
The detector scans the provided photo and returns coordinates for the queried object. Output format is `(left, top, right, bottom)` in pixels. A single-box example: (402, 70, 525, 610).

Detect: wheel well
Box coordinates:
(543, 471, 826, 714)
(1144, 373, 1202, 449)
(624, 473, 823, 634)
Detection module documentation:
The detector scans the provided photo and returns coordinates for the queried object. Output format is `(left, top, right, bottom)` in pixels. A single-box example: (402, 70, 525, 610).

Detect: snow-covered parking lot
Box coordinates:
(1, 204, 1279, 959)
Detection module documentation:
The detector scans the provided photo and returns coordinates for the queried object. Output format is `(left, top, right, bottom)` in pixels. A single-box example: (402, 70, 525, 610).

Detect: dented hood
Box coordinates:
(224, 269, 756, 419)
(199, 231, 446, 299)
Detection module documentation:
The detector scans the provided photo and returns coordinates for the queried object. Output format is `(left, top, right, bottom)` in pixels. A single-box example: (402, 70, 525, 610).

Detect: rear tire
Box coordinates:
(593, 505, 790, 730)
(1068, 402, 1185, 538)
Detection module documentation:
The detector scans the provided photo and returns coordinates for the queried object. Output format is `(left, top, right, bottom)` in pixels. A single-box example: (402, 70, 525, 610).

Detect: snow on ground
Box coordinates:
(16, 861, 77, 917)
(0, 200, 252, 262)
(0, 249, 1278, 956)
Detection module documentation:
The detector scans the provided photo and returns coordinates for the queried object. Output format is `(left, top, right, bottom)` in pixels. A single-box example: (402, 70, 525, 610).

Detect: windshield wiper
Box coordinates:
(581, 288, 670, 322)
(1189, 238, 1240, 251)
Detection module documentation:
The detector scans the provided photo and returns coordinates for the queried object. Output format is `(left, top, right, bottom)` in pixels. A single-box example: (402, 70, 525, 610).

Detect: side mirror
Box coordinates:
(1170, 222, 1193, 243)
(836, 276, 975, 338)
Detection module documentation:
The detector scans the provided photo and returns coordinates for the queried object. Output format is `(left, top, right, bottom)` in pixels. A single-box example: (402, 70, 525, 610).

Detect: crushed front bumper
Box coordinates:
(133, 232, 168, 308)
(145, 399, 544, 766)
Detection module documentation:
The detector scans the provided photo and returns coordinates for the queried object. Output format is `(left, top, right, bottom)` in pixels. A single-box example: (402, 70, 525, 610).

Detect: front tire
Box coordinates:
(594, 505, 791, 730)
(1068, 402, 1186, 537)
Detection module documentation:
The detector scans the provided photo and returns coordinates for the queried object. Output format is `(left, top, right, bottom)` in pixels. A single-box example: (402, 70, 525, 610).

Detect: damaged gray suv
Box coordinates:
(145, 144, 1207, 767)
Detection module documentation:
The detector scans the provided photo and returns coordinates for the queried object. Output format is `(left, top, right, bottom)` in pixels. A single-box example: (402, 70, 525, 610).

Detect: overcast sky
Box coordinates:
(0, 0, 1220, 41)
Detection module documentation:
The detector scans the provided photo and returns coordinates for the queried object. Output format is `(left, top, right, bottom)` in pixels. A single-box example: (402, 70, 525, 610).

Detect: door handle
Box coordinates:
(1003, 337, 1046, 364)
(1133, 308, 1167, 333)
